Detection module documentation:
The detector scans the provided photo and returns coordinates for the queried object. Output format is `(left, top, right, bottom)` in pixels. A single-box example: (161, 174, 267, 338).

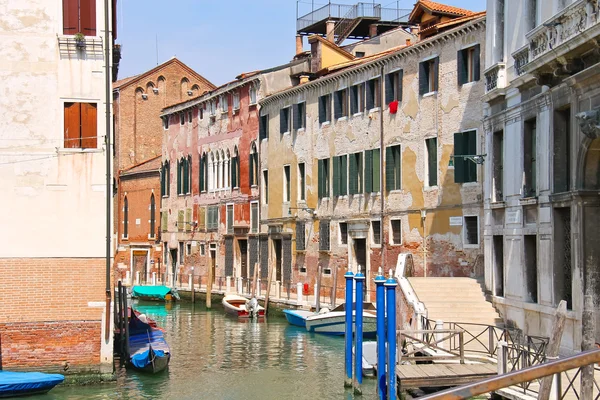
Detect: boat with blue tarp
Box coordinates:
(0, 371, 64, 397)
(127, 308, 170, 373)
(131, 285, 179, 302)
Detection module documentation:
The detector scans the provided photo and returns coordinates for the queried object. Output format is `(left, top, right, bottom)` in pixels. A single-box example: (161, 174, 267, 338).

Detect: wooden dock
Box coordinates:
(396, 363, 497, 388)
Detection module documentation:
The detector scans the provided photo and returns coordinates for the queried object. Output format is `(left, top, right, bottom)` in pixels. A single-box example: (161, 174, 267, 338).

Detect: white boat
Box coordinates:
(305, 303, 377, 336)
(222, 295, 265, 318)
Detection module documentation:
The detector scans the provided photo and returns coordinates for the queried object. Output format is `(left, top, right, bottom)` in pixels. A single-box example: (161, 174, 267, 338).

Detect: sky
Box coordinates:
(117, 0, 486, 86)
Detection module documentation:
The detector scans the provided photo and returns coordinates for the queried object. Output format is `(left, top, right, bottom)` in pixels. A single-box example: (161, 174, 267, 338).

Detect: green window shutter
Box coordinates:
(385, 74, 394, 105)
(373, 148, 380, 192)
(318, 159, 324, 199)
(454, 132, 466, 183)
(161, 211, 167, 232)
(349, 152, 357, 194)
(457, 50, 466, 85)
(231, 156, 237, 188)
(358, 153, 363, 192)
(341, 156, 347, 195)
(249, 154, 254, 186)
(365, 150, 373, 193)
(394, 147, 401, 190)
(427, 138, 438, 186)
(385, 146, 395, 192)
(332, 156, 340, 196)
(177, 160, 182, 194)
(466, 130, 477, 183)
(199, 206, 206, 229)
(199, 156, 204, 192)
(433, 57, 440, 92)
(473, 44, 481, 82)
(397, 71, 404, 103)
(186, 208, 192, 232)
(419, 62, 428, 95)
(178, 210, 184, 232)
(324, 159, 330, 197)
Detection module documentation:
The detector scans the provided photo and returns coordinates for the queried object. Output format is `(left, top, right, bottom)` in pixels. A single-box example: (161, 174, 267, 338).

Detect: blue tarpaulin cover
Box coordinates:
(130, 348, 167, 369)
(132, 285, 172, 300)
(0, 371, 64, 396)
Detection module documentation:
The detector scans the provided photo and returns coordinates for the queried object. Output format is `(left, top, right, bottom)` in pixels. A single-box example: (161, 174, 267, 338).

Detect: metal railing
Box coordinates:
(398, 329, 466, 364)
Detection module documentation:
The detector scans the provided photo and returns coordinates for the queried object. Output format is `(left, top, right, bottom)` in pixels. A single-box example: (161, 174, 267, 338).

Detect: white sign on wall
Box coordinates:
(449, 216, 463, 226)
(136, 218, 141, 225)
(506, 210, 521, 224)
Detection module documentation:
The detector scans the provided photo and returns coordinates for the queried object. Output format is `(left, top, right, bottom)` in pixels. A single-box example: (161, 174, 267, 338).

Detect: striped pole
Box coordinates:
(354, 269, 365, 395)
(385, 272, 398, 400)
(344, 271, 354, 388)
(375, 269, 387, 400)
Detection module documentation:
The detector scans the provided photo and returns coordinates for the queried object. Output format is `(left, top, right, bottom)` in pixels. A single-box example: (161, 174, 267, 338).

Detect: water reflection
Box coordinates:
(39, 302, 378, 399)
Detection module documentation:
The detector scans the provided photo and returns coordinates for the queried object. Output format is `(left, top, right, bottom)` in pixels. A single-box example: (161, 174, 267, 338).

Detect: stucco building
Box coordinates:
(483, 0, 600, 353)
(0, 0, 117, 376)
(259, 1, 486, 300)
(112, 58, 214, 284)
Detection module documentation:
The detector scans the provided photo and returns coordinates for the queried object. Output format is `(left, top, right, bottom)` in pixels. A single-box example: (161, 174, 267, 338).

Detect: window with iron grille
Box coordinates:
(296, 222, 306, 251)
(251, 202, 259, 233)
(464, 216, 479, 245)
(390, 219, 402, 245)
(225, 237, 234, 276)
(319, 220, 330, 251)
(249, 237, 258, 277)
(260, 236, 269, 279)
(339, 222, 348, 245)
(371, 220, 381, 245)
(226, 204, 234, 234)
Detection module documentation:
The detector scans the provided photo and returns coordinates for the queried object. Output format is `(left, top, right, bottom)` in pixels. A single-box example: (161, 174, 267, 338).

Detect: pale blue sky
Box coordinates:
(117, 0, 485, 86)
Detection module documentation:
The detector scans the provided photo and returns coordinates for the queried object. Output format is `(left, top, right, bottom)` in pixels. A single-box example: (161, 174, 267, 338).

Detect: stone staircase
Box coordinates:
(408, 277, 502, 326)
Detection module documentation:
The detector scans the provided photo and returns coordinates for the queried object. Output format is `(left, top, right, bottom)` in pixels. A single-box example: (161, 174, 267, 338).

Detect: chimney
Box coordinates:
(299, 75, 310, 84)
(326, 20, 335, 42)
(296, 35, 303, 55)
(369, 24, 378, 38)
(405, 38, 411, 46)
(410, 26, 419, 35)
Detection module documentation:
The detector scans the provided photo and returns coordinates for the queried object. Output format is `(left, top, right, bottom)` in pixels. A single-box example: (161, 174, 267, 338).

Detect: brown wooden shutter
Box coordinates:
(64, 102, 80, 148)
(81, 103, 97, 149)
(80, 0, 97, 36)
(63, 0, 79, 34)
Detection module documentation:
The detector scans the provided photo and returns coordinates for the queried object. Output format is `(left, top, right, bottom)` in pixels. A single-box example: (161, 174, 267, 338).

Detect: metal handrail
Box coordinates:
(418, 349, 600, 400)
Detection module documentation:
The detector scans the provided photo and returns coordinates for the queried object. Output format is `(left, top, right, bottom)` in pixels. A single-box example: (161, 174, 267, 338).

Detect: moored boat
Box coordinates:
(222, 295, 265, 318)
(0, 371, 64, 397)
(305, 303, 377, 337)
(283, 309, 315, 327)
(127, 308, 170, 373)
(131, 285, 180, 302)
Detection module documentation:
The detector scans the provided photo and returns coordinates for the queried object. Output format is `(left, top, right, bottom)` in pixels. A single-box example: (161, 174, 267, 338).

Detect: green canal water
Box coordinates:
(41, 302, 380, 400)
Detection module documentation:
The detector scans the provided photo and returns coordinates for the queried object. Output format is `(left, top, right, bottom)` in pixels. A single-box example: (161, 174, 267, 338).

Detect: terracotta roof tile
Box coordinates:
(419, 0, 475, 17)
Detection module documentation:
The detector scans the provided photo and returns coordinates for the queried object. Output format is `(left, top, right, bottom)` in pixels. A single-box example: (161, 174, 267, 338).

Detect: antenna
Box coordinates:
(155, 34, 159, 66)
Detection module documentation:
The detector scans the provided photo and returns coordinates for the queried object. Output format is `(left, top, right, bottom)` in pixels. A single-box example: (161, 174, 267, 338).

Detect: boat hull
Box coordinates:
(305, 311, 377, 337)
(222, 295, 264, 318)
(283, 309, 314, 327)
(0, 371, 64, 398)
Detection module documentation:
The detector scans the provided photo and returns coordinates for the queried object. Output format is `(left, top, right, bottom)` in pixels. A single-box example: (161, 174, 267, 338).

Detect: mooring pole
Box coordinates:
(344, 270, 354, 388)
(385, 271, 398, 400)
(354, 268, 365, 395)
(375, 268, 387, 400)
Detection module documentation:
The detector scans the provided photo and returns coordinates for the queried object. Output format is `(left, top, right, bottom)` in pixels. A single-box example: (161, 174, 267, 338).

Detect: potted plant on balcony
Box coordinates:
(74, 32, 86, 49)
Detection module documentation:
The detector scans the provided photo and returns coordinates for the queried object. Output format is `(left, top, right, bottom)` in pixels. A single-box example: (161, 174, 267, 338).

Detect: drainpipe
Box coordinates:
(104, 0, 112, 341)
(380, 65, 385, 271)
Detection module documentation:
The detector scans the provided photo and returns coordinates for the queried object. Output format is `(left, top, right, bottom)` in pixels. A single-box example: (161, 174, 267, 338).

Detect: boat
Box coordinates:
(353, 342, 400, 378)
(127, 308, 170, 373)
(222, 295, 265, 318)
(131, 285, 180, 302)
(282, 309, 316, 327)
(305, 302, 377, 337)
(0, 371, 64, 397)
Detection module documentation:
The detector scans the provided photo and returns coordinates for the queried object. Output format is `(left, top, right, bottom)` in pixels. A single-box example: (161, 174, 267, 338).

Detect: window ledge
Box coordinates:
(296, 128, 305, 133)
(390, 242, 402, 247)
(352, 112, 363, 118)
(320, 121, 331, 128)
(251, 184, 258, 189)
(461, 182, 479, 187)
(490, 201, 506, 209)
(249, 102, 257, 107)
(424, 186, 438, 191)
(368, 107, 381, 114)
(422, 91, 438, 98)
(282, 131, 290, 136)
(59, 148, 103, 154)
(371, 244, 382, 248)
(463, 243, 480, 249)
(296, 250, 307, 254)
(388, 189, 403, 194)
(337, 116, 348, 122)
(318, 250, 331, 254)
(460, 81, 477, 88)
(519, 197, 538, 206)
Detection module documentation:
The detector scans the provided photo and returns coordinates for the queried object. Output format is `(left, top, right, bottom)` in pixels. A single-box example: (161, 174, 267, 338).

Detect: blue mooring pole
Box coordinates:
(354, 269, 365, 395)
(385, 272, 398, 400)
(375, 269, 387, 400)
(344, 271, 354, 388)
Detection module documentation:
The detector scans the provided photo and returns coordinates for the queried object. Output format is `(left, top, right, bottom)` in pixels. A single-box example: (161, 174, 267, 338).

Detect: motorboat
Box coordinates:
(127, 308, 170, 373)
(131, 285, 180, 302)
(0, 371, 64, 397)
(282, 309, 315, 327)
(222, 295, 265, 318)
(305, 302, 377, 337)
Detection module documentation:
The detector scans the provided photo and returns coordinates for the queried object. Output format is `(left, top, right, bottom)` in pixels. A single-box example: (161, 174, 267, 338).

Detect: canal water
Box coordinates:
(42, 301, 380, 400)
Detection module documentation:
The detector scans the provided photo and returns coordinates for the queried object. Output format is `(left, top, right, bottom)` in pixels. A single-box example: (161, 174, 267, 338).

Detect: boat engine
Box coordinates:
(248, 297, 259, 318)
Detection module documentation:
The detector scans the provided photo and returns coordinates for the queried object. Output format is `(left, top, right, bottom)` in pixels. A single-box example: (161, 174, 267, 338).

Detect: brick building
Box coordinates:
(113, 58, 214, 283)
(0, 0, 117, 376)
(160, 60, 308, 288)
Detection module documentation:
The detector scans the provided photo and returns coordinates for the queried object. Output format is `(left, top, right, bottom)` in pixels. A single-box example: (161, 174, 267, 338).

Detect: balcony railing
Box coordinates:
(484, 62, 506, 92)
(526, 0, 600, 64)
(512, 45, 530, 76)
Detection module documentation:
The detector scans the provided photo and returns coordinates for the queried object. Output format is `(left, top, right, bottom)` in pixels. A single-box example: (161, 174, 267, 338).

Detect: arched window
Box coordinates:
(199, 152, 207, 192)
(225, 149, 231, 189)
(187, 155, 192, 194)
(249, 142, 258, 186)
(232, 146, 240, 188)
(123, 196, 129, 239)
(150, 194, 156, 238)
(216, 151, 222, 189)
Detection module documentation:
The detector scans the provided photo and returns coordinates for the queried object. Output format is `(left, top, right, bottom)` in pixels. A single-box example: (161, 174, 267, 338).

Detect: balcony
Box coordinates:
(484, 63, 506, 92)
(519, 0, 600, 80)
(512, 45, 530, 77)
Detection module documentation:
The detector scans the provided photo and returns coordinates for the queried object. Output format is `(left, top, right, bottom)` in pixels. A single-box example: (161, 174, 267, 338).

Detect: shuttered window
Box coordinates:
(339, 222, 348, 245)
(186, 208, 192, 232)
(296, 222, 306, 251)
(207, 206, 219, 231)
(318, 158, 330, 199)
(298, 163, 306, 201)
(161, 211, 168, 232)
(259, 114, 268, 140)
(350, 84, 360, 114)
(426, 138, 438, 187)
(364, 148, 380, 193)
(262, 170, 269, 204)
(150, 194, 156, 237)
(64, 102, 97, 149)
(319, 220, 330, 251)
(260, 235, 269, 279)
(385, 145, 401, 192)
(280, 107, 291, 134)
(161, 162, 170, 197)
(251, 202, 259, 233)
(63, 0, 96, 36)
(226, 204, 234, 234)
(318, 94, 331, 124)
(283, 165, 291, 202)
(249, 148, 258, 186)
(198, 206, 206, 230)
(366, 78, 380, 110)
(349, 152, 363, 195)
(385, 70, 403, 105)
(391, 219, 402, 244)
(453, 131, 477, 183)
(457, 45, 481, 85)
(231, 155, 239, 188)
(177, 210, 184, 232)
(225, 237, 234, 276)
(123, 196, 129, 238)
(334, 89, 348, 120)
(293, 102, 306, 130)
(332, 155, 347, 197)
(199, 153, 206, 192)
(419, 57, 439, 95)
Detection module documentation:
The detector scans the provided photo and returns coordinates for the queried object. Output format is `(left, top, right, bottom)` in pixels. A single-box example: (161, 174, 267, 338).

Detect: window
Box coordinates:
(339, 222, 348, 245)
(199, 106, 204, 120)
(425, 138, 438, 187)
(390, 219, 401, 245)
(458, 45, 481, 85)
(64, 102, 97, 149)
(233, 92, 240, 110)
(296, 222, 306, 251)
(251, 202, 259, 233)
(123, 196, 129, 239)
(334, 89, 348, 120)
(318, 158, 330, 199)
(283, 165, 291, 202)
(386, 145, 401, 191)
(419, 57, 439, 95)
(226, 204, 234, 234)
(249, 143, 258, 186)
(262, 170, 269, 204)
(298, 163, 306, 201)
(188, 111, 192, 123)
(259, 114, 268, 140)
(163, 243, 168, 265)
(162, 116, 169, 130)
(319, 220, 330, 251)
(280, 107, 291, 134)
(209, 101, 217, 117)
(161, 211, 168, 232)
(385, 70, 403, 105)
(177, 210, 184, 232)
(463, 216, 479, 245)
(150, 194, 156, 238)
(318, 94, 331, 124)
(350, 84, 363, 114)
(161, 161, 170, 197)
(493, 235, 504, 297)
(186, 242, 192, 256)
(198, 206, 206, 230)
(177, 157, 191, 195)
(364, 148, 380, 193)
(366, 78, 380, 110)
(179, 242, 184, 264)
(453, 130, 477, 183)
(249, 85, 257, 105)
(231, 147, 239, 189)
(199, 153, 207, 192)
(63, 0, 96, 36)
(523, 119, 537, 197)
(349, 152, 363, 194)
(524, 235, 538, 303)
(207, 206, 219, 231)
(493, 130, 504, 201)
(553, 108, 570, 193)
(200, 243, 206, 256)
(333, 155, 347, 197)
(180, 113, 185, 125)
(371, 220, 381, 245)
(293, 102, 306, 130)
(355, 51, 365, 58)
(553, 207, 573, 309)
(221, 95, 228, 113)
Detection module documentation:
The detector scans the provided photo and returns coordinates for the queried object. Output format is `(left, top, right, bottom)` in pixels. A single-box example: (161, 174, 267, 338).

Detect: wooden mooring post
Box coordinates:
(252, 262, 259, 297)
(207, 265, 213, 309)
(538, 300, 567, 400)
(330, 266, 338, 308)
(264, 263, 274, 314)
(316, 265, 322, 312)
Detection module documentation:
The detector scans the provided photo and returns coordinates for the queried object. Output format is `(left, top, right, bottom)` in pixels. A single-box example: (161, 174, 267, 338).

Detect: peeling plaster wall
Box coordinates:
(260, 19, 486, 297)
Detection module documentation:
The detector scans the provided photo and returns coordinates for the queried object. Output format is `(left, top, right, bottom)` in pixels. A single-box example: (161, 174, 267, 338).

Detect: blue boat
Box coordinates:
(282, 309, 315, 327)
(128, 308, 171, 373)
(0, 371, 64, 397)
(132, 285, 179, 302)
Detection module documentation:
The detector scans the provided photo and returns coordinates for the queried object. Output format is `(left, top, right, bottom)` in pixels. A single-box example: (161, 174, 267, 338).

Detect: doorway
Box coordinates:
(132, 250, 149, 284)
(170, 249, 178, 281)
(210, 248, 216, 284)
(274, 239, 282, 282)
(354, 238, 367, 297)
(239, 240, 248, 279)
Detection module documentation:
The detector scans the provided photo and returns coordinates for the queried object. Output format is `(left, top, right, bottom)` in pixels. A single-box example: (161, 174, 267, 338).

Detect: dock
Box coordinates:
(396, 363, 497, 388)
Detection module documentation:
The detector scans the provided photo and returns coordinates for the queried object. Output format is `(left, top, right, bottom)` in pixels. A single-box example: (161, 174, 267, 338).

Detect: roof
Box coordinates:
(120, 156, 161, 177)
(319, 44, 410, 75)
(308, 35, 356, 60)
(419, 11, 485, 37)
(112, 57, 216, 92)
(409, 0, 475, 24)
